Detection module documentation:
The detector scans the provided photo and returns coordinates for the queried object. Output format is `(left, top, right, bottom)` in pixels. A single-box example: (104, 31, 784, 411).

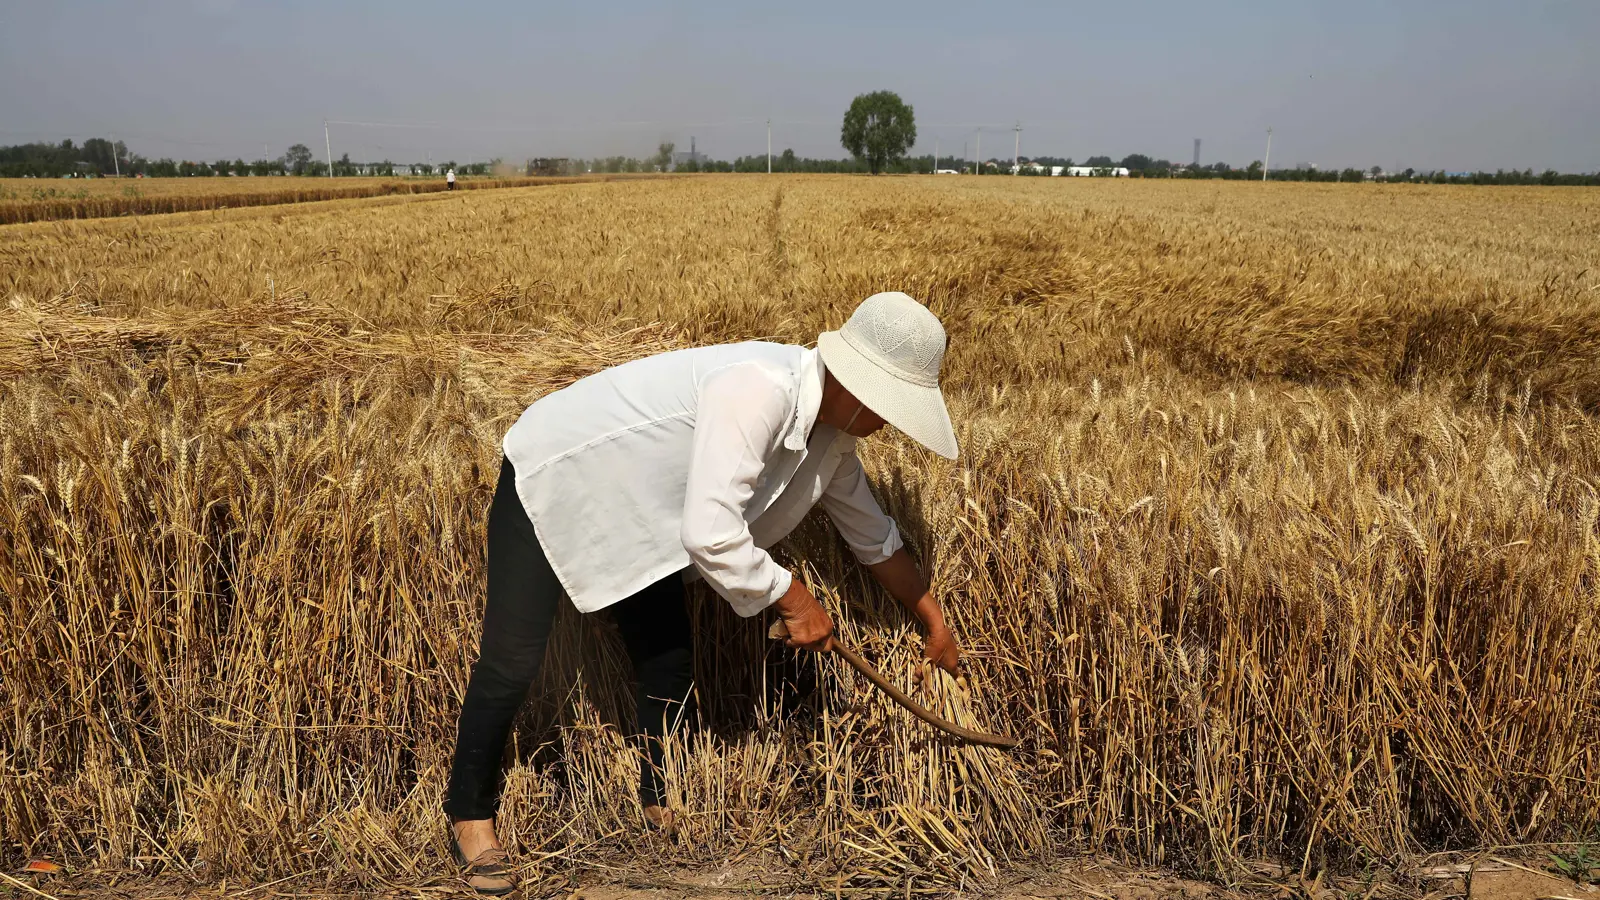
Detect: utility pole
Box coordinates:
(110, 134, 120, 177)
(324, 119, 333, 178)
(1263, 127, 1272, 182)
(975, 130, 981, 175)
(767, 119, 772, 174)
(934, 138, 939, 174)
(1013, 122, 1021, 174)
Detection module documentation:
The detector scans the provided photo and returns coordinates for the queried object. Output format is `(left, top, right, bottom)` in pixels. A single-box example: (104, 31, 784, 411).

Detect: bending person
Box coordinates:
(445, 291, 963, 895)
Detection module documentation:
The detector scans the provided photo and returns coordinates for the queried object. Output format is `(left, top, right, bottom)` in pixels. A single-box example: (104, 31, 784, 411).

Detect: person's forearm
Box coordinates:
(865, 548, 945, 630)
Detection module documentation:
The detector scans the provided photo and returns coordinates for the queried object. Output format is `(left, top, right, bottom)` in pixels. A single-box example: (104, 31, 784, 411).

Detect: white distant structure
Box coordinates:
(671, 136, 704, 170)
(935, 168, 961, 175)
(1006, 163, 1130, 177)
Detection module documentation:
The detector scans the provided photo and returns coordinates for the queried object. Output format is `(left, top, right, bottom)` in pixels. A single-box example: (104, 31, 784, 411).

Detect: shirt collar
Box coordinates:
(784, 347, 825, 451)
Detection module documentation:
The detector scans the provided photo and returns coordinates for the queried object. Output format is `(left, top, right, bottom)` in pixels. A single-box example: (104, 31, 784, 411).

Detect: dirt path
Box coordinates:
(18, 858, 1593, 900)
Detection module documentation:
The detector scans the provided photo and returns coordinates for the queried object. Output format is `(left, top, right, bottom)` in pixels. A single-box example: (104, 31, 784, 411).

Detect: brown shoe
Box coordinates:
(449, 830, 516, 896)
(643, 804, 678, 836)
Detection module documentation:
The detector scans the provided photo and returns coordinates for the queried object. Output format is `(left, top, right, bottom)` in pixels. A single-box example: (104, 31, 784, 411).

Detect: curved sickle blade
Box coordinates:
(768, 619, 1020, 749)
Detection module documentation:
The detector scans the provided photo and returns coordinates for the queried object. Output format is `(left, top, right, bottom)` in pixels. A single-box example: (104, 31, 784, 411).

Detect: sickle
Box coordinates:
(768, 619, 1020, 749)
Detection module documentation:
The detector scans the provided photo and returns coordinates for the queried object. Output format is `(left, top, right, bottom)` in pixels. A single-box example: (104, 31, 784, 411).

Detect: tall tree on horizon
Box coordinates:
(840, 91, 916, 175)
(283, 144, 314, 176)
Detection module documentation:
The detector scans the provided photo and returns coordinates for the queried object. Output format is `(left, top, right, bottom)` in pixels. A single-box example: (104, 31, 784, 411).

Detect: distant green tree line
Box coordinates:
(6, 137, 1597, 186)
(0, 139, 498, 179)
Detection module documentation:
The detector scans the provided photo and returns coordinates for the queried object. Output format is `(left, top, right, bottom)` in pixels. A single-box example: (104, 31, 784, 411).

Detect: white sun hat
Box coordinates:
(817, 292, 959, 459)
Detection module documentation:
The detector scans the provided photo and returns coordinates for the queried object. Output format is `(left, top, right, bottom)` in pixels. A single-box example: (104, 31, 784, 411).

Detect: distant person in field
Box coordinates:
(446, 168, 456, 190)
(445, 292, 965, 895)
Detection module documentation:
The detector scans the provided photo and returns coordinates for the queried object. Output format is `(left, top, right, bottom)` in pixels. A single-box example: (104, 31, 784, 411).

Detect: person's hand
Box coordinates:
(921, 620, 962, 676)
(772, 578, 833, 652)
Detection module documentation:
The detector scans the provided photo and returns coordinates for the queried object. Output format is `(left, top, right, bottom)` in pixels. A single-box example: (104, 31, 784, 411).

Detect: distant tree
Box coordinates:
(655, 142, 675, 171)
(1119, 153, 1152, 171)
(780, 148, 796, 172)
(840, 90, 917, 174)
(1369, 165, 1383, 177)
(1245, 160, 1263, 179)
(1085, 155, 1114, 167)
(82, 138, 116, 174)
(284, 143, 314, 175)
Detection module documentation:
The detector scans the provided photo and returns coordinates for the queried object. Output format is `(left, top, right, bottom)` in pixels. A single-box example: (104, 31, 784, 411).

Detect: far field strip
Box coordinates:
(0, 176, 643, 239)
(0, 173, 663, 226)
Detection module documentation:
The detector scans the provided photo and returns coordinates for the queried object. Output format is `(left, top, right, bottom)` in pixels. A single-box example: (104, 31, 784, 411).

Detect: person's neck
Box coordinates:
(817, 374, 850, 430)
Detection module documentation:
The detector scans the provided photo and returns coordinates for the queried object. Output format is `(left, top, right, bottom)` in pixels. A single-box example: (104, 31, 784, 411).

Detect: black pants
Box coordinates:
(443, 457, 695, 821)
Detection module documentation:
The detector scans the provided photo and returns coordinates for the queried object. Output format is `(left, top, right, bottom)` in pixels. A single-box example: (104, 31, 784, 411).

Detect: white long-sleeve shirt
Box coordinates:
(502, 342, 903, 616)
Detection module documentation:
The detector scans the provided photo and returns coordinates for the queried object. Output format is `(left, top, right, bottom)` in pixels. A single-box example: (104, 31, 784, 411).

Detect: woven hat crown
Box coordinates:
(838, 292, 945, 388)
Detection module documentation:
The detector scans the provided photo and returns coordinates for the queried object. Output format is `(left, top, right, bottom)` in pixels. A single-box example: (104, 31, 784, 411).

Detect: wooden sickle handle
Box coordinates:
(768, 619, 1020, 749)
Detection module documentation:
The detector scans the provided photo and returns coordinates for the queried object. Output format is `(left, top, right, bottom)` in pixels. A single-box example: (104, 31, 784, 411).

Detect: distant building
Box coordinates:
(935, 168, 961, 175)
(1065, 166, 1129, 177)
(671, 137, 704, 170)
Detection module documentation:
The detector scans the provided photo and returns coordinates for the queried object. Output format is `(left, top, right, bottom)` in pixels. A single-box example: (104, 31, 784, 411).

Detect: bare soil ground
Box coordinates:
(9, 857, 1596, 900)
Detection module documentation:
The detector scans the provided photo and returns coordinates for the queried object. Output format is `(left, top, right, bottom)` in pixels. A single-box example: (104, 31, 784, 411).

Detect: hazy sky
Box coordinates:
(3, 0, 1595, 172)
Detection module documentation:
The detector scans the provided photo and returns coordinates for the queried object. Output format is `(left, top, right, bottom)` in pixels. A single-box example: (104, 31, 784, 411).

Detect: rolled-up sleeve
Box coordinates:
(679, 364, 794, 617)
(819, 449, 903, 565)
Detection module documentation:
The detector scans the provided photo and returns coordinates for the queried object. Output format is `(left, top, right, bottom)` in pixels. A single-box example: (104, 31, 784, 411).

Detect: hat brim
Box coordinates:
(818, 331, 959, 459)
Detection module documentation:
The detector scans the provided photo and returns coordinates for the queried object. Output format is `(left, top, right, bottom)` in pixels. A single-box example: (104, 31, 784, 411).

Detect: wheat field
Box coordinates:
(0, 175, 633, 225)
(2, 175, 1599, 892)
